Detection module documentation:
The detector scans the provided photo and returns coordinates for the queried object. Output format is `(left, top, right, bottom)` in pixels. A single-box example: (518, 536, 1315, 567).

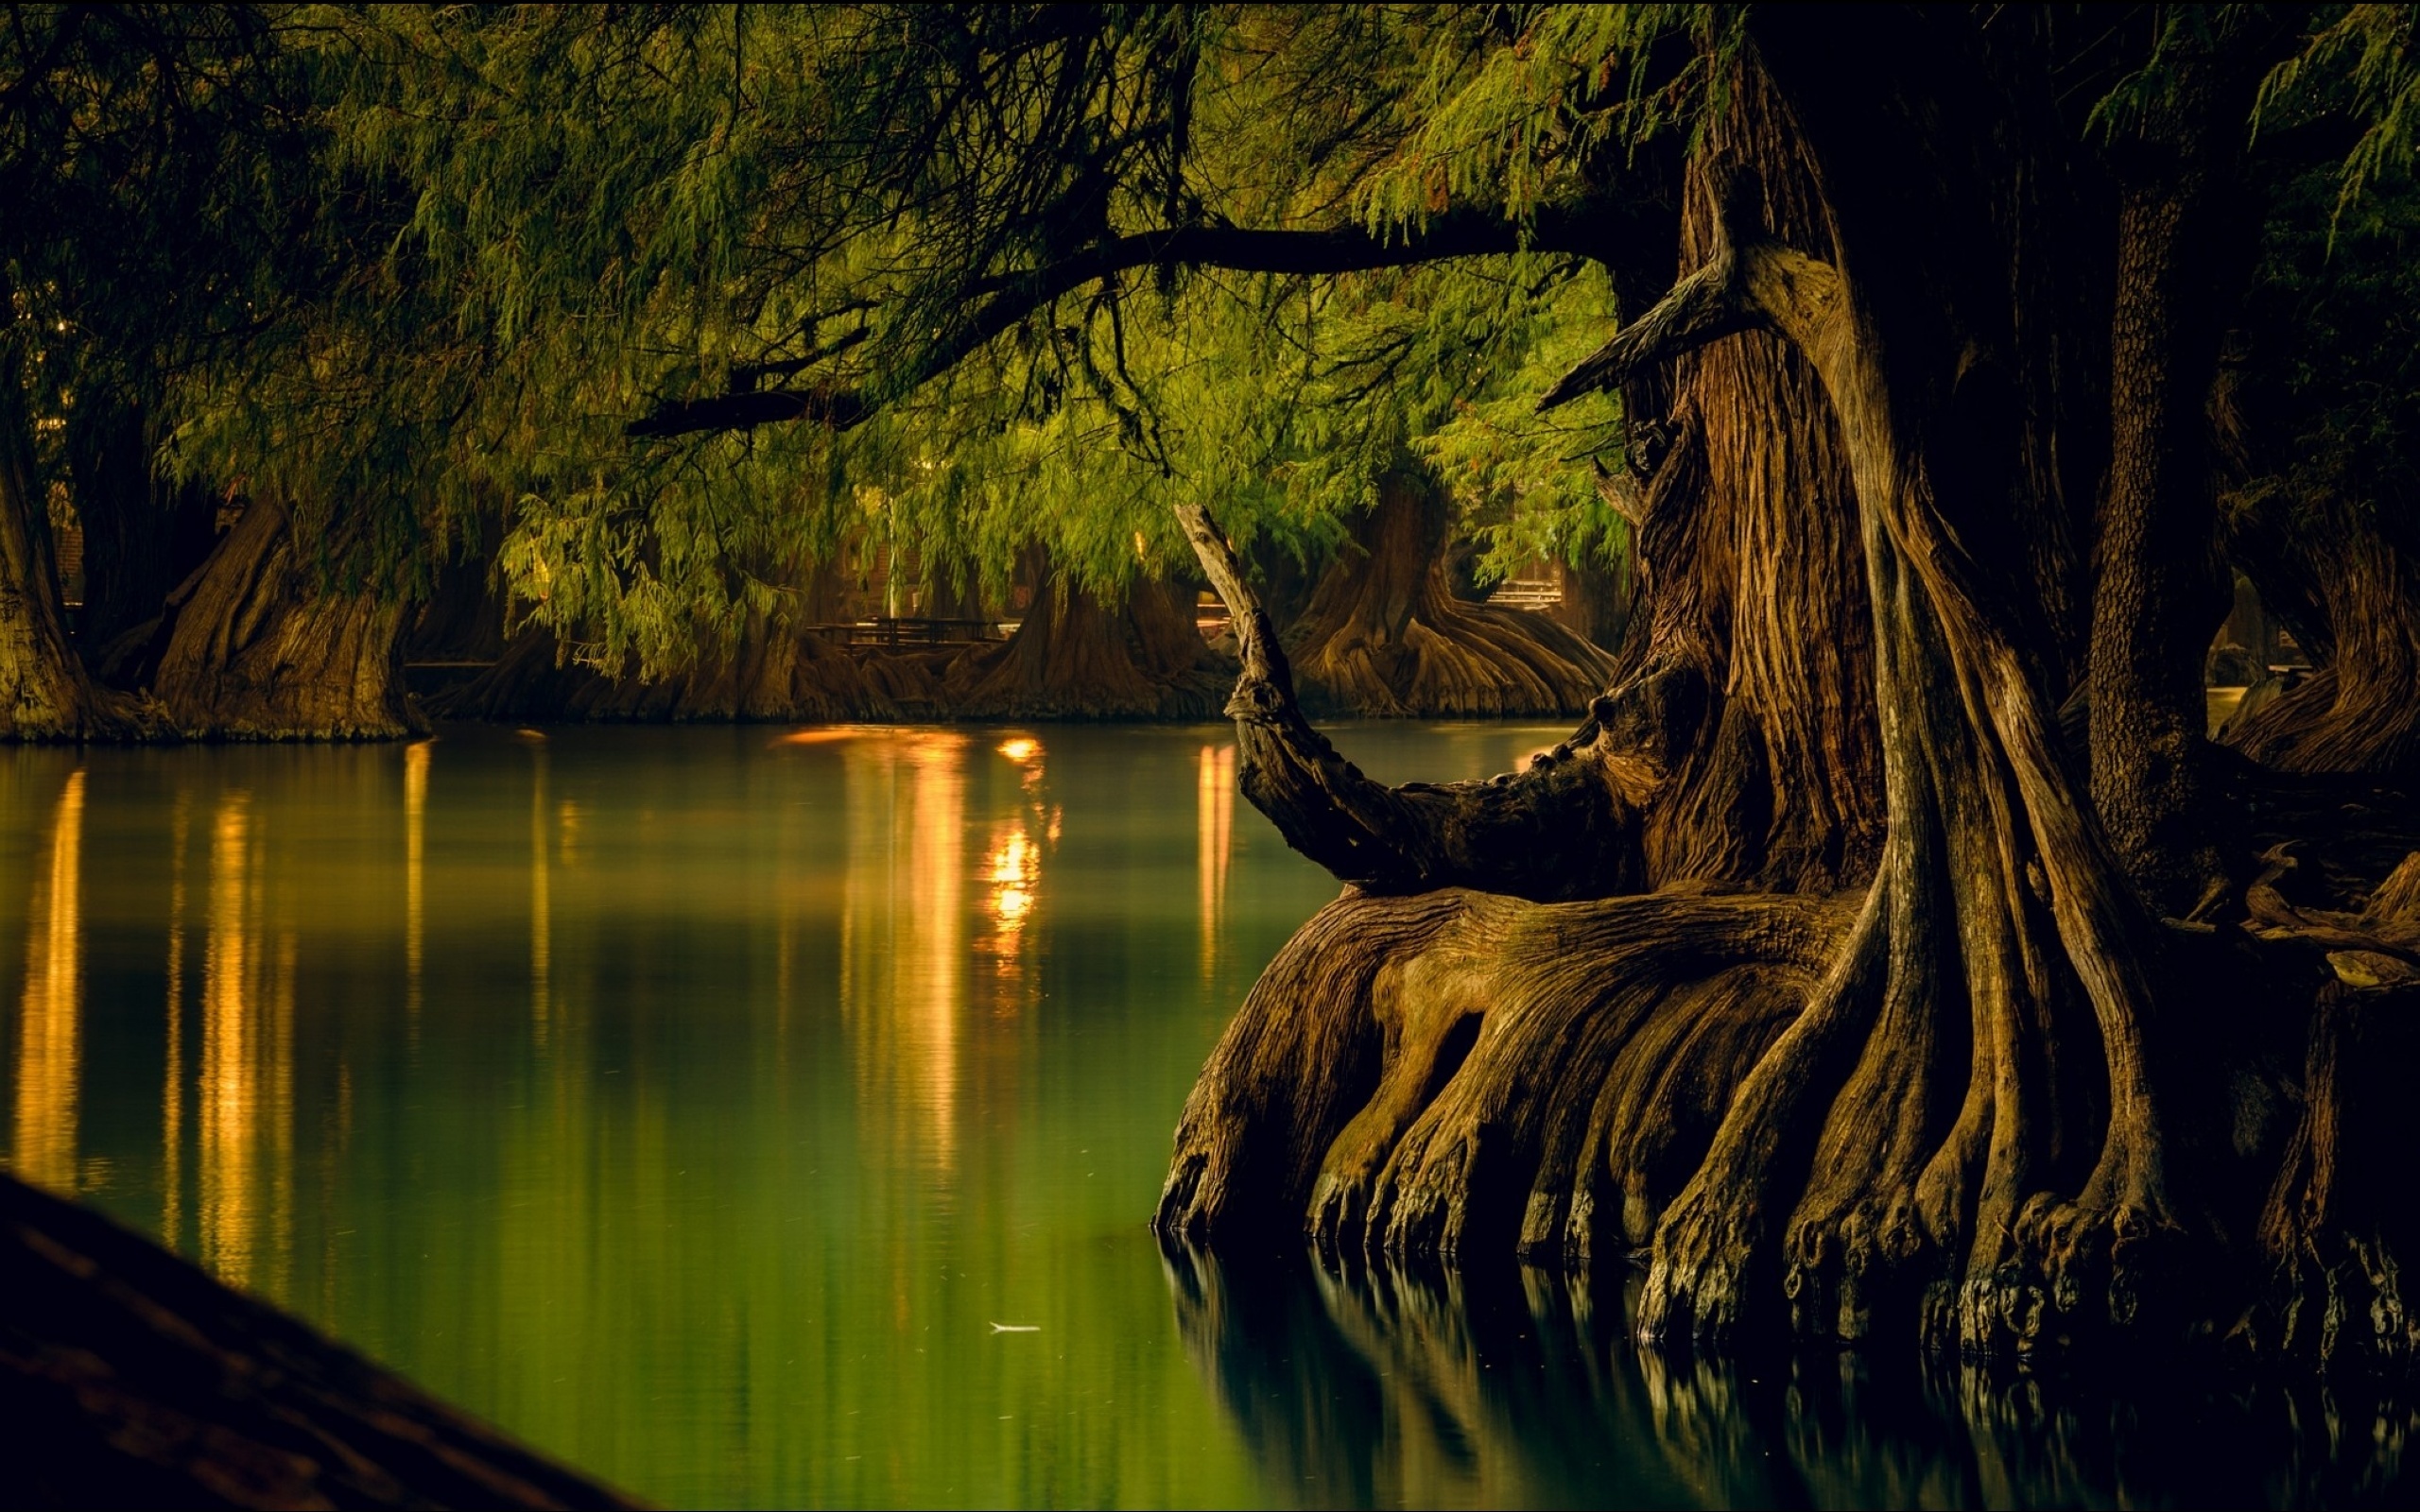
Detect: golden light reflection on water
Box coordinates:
(12, 769, 86, 1192)
(405, 740, 430, 1022)
(530, 746, 552, 1045)
(163, 794, 191, 1241)
(6, 723, 1611, 1507)
(1198, 743, 1236, 976)
(842, 734, 969, 1172)
(198, 793, 296, 1294)
(979, 735, 1054, 993)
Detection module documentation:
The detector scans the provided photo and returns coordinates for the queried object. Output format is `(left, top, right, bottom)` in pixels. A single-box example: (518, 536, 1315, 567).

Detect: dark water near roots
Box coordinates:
(0, 723, 2407, 1508)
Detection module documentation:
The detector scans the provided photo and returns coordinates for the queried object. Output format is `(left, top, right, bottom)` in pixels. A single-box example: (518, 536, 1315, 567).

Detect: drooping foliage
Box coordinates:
(220, 5, 1676, 675)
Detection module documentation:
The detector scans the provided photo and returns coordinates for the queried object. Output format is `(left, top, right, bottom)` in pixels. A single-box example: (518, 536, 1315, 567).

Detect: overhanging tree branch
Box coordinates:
(1174, 501, 1645, 900)
(627, 201, 1633, 439)
(1537, 173, 1845, 412)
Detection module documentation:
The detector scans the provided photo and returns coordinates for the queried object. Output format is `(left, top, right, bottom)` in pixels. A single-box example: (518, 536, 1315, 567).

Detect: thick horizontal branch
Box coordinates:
(1175, 502, 1644, 901)
(1535, 249, 1762, 411)
(629, 202, 1629, 439)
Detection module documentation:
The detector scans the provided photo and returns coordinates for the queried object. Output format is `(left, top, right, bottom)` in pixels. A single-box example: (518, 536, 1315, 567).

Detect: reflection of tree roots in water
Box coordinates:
(1158, 1238, 2414, 1507)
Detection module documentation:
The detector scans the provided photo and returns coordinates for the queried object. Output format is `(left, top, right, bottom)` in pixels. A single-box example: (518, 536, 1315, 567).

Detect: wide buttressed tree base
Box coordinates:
(1282, 464, 1622, 720)
(0, 343, 159, 744)
(150, 501, 422, 742)
(940, 548, 1232, 721)
(1158, 18, 2420, 1370)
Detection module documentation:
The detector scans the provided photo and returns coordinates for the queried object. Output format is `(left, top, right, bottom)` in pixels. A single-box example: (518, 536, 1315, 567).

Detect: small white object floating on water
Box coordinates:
(988, 1323, 1040, 1333)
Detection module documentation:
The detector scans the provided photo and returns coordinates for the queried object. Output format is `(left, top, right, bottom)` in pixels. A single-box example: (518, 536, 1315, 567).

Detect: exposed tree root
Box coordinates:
(2238, 850, 2420, 1369)
(1156, 885, 1849, 1263)
(941, 560, 1230, 720)
(1281, 464, 1620, 720)
(433, 618, 924, 723)
(1159, 43, 2420, 1370)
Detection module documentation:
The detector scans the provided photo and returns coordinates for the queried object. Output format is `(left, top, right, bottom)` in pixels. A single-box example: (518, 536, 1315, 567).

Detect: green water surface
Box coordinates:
(0, 724, 2406, 1508)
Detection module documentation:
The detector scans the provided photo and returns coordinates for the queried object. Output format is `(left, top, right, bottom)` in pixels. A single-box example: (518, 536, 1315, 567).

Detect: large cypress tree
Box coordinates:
(462, 4, 2420, 1362)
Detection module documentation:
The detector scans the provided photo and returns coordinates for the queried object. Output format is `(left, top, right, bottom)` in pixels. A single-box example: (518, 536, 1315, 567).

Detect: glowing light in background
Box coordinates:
(1198, 744, 1236, 976)
(990, 830, 1038, 925)
(12, 769, 86, 1192)
(979, 736, 1053, 983)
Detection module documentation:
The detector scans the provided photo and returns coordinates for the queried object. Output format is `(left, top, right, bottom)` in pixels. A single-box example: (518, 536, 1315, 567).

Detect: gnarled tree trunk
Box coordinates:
(152, 500, 421, 740)
(1283, 464, 1623, 720)
(1159, 17, 2403, 1369)
(2220, 487, 2420, 782)
(942, 544, 1230, 719)
(61, 394, 219, 679)
(0, 341, 151, 742)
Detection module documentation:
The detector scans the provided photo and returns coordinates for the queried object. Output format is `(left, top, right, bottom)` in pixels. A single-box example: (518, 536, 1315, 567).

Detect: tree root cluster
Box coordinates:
(1282, 468, 1620, 720)
(1158, 835, 2420, 1369)
(1158, 886, 1852, 1268)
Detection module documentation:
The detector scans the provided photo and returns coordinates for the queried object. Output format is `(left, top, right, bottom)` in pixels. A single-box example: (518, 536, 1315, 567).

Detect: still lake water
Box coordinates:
(0, 722, 2410, 1509)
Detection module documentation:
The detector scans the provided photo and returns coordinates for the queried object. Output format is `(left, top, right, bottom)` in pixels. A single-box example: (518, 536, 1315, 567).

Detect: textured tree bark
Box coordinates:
(61, 394, 219, 674)
(941, 545, 1231, 719)
(151, 501, 423, 740)
(2221, 488, 2420, 781)
(2088, 39, 2263, 915)
(0, 1170, 639, 1507)
(1160, 17, 2411, 1368)
(1281, 463, 1622, 720)
(0, 345, 152, 742)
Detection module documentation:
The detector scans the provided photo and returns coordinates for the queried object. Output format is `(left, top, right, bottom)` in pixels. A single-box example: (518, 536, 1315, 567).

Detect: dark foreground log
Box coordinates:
(0, 1172, 640, 1509)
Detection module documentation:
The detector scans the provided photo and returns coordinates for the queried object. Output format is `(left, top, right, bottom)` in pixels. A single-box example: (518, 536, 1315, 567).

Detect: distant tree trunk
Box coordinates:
(0, 338, 150, 742)
(942, 544, 1230, 719)
(151, 500, 422, 740)
(2087, 39, 2264, 914)
(404, 519, 508, 667)
(437, 557, 925, 722)
(2221, 486, 2420, 781)
(61, 394, 218, 678)
(1281, 463, 1622, 720)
